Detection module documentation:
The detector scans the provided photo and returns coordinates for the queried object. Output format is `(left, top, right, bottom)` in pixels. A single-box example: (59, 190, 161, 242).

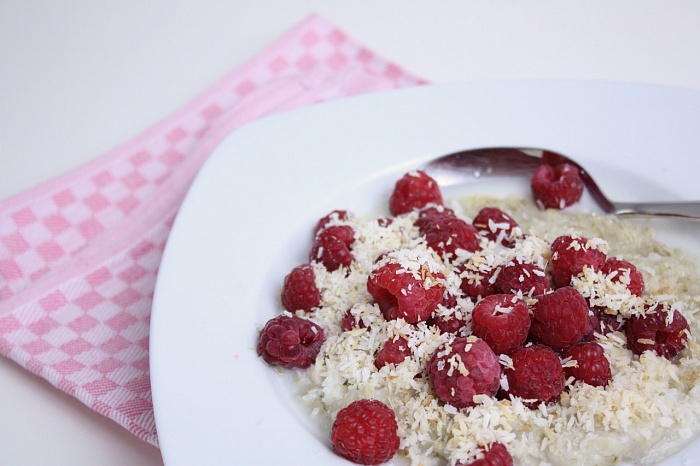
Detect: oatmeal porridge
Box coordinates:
(257, 170, 700, 466)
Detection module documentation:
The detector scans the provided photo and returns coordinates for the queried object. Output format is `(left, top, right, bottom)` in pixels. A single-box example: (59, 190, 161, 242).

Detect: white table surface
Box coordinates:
(1, 1, 700, 465)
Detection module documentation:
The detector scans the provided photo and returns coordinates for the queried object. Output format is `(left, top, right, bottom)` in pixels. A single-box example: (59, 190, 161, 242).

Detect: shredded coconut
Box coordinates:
(287, 194, 700, 466)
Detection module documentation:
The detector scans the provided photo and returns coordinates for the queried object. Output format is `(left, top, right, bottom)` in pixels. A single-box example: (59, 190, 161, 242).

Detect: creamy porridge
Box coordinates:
(258, 172, 700, 466)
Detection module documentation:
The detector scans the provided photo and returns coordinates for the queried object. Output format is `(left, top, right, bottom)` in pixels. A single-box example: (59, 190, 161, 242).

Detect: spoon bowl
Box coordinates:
(422, 147, 700, 220)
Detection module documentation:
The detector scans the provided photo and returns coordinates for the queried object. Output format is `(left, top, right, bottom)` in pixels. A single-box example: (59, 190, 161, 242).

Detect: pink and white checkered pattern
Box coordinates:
(0, 15, 424, 446)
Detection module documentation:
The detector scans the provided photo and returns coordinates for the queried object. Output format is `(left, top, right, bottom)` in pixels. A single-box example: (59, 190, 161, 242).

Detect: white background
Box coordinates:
(1, 1, 700, 465)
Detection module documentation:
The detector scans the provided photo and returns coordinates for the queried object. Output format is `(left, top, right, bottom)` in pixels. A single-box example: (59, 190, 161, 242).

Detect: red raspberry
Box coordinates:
(601, 258, 645, 297)
(314, 209, 349, 235)
(428, 337, 501, 408)
(583, 307, 627, 341)
(496, 261, 551, 297)
(550, 235, 607, 288)
(367, 262, 444, 324)
(530, 286, 589, 349)
(501, 344, 565, 407)
(583, 306, 627, 340)
(596, 308, 627, 335)
(389, 170, 443, 216)
(441, 291, 459, 309)
(472, 207, 520, 246)
(331, 399, 400, 465)
(431, 314, 467, 335)
(531, 162, 584, 209)
(422, 215, 481, 260)
(377, 217, 393, 228)
(341, 309, 369, 331)
(458, 442, 514, 466)
(471, 294, 531, 354)
(431, 302, 467, 335)
(414, 205, 455, 232)
(581, 309, 600, 342)
(280, 264, 321, 312)
(460, 266, 499, 299)
(375, 336, 412, 369)
(257, 314, 325, 369)
(561, 341, 612, 387)
(310, 225, 355, 271)
(626, 304, 689, 359)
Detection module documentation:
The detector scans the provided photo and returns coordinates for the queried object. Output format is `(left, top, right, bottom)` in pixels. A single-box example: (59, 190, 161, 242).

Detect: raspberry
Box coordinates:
(331, 399, 400, 465)
(430, 304, 467, 335)
(414, 205, 455, 232)
(471, 294, 531, 354)
(581, 309, 600, 341)
(367, 262, 444, 324)
(626, 304, 689, 359)
(458, 442, 514, 466)
(460, 266, 499, 299)
(389, 170, 443, 216)
(584, 306, 626, 340)
(550, 234, 607, 288)
(472, 207, 520, 246)
(257, 314, 325, 369)
(280, 264, 321, 312)
(531, 162, 584, 209)
(596, 308, 626, 334)
(422, 215, 481, 260)
(530, 286, 589, 349)
(601, 258, 645, 297)
(310, 225, 355, 271)
(501, 344, 565, 407)
(428, 337, 501, 408)
(496, 261, 551, 298)
(583, 307, 627, 341)
(377, 217, 393, 228)
(441, 291, 459, 309)
(561, 341, 612, 387)
(314, 209, 350, 235)
(375, 336, 412, 369)
(341, 309, 369, 331)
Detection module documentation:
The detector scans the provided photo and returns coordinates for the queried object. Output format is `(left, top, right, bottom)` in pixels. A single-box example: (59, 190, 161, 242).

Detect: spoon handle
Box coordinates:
(613, 201, 700, 220)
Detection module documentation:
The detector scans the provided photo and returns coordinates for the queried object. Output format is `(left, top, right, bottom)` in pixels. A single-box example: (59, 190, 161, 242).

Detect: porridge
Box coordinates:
(256, 168, 700, 465)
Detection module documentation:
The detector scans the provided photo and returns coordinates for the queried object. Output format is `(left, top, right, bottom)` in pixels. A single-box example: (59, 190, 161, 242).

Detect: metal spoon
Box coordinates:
(422, 147, 700, 220)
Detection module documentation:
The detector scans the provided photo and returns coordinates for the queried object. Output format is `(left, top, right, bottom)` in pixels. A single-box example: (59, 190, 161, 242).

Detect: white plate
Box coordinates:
(150, 81, 700, 465)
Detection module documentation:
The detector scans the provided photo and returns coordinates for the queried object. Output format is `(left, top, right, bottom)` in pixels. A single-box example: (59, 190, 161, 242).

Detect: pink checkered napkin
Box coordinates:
(0, 15, 425, 446)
